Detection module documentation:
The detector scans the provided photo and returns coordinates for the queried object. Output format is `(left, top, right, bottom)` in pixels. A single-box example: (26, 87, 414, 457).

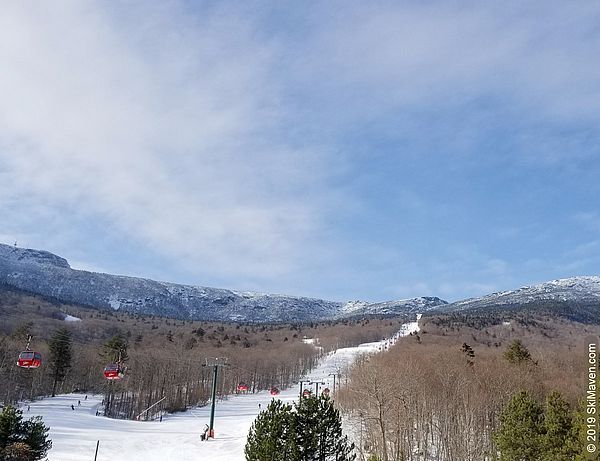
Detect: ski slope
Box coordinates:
(23, 316, 420, 461)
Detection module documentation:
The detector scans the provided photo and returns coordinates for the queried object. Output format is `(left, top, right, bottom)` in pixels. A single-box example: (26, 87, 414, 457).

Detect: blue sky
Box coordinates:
(1, 1, 600, 302)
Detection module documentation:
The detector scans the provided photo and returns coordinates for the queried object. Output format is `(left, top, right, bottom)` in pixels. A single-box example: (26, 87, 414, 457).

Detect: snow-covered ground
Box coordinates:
(63, 314, 81, 322)
(22, 316, 420, 461)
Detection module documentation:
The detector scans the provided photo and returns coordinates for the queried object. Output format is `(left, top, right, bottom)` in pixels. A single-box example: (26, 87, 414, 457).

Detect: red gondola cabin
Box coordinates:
(270, 387, 280, 396)
(17, 351, 42, 369)
(103, 363, 124, 380)
(237, 382, 250, 393)
(322, 387, 330, 397)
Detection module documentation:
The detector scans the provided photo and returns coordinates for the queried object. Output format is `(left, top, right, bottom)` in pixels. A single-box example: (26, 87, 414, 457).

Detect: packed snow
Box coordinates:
(21, 316, 421, 461)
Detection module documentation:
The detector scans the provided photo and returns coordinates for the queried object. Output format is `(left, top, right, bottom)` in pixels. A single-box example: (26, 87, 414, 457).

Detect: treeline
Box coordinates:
(337, 315, 598, 460)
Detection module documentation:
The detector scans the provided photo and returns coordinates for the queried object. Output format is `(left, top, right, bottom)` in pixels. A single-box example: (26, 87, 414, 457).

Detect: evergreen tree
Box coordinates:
(564, 402, 588, 461)
(0, 405, 51, 461)
(503, 340, 532, 365)
(245, 396, 355, 461)
(295, 396, 356, 461)
(493, 391, 543, 461)
(49, 328, 72, 397)
(541, 391, 578, 461)
(295, 395, 320, 460)
(103, 335, 129, 363)
(245, 399, 298, 461)
(21, 416, 52, 461)
(461, 343, 475, 366)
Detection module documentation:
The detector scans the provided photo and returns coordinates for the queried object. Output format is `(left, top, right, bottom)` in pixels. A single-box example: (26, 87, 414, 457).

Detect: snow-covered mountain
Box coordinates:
(340, 297, 446, 317)
(0, 243, 446, 322)
(3, 243, 598, 323)
(437, 276, 600, 322)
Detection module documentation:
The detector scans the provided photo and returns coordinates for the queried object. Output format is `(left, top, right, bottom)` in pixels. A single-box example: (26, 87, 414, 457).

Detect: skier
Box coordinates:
(85, 395, 88, 400)
(258, 403, 261, 410)
(71, 404, 75, 410)
(78, 400, 81, 406)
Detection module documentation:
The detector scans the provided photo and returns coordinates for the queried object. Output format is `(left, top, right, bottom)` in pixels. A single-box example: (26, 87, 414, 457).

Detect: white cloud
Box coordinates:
(283, 2, 600, 164)
(0, 1, 332, 279)
(1, 1, 599, 299)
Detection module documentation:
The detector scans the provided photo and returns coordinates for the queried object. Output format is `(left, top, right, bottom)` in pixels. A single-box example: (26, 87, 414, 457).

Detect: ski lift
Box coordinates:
(17, 336, 42, 369)
(322, 387, 330, 397)
(302, 389, 312, 398)
(237, 382, 250, 393)
(269, 387, 280, 396)
(17, 350, 42, 369)
(103, 363, 125, 380)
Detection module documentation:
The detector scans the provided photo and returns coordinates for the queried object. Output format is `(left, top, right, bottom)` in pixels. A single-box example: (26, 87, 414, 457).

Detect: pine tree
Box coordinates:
(0, 405, 51, 461)
(245, 396, 356, 461)
(103, 335, 129, 363)
(541, 391, 578, 461)
(295, 396, 355, 461)
(245, 399, 298, 461)
(503, 340, 532, 365)
(49, 328, 72, 397)
(461, 342, 475, 366)
(493, 391, 543, 461)
(295, 396, 320, 460)
(21, 416, 52, 461)
(570, 404, 592, 461)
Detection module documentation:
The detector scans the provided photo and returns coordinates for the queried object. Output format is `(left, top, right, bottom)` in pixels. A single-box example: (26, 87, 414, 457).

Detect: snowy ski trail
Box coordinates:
(22, 315, 420, 460)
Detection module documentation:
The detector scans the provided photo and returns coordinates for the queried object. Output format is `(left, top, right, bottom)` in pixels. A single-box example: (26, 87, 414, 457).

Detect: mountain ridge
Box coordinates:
(0, 243, 446, 322)
(2, 242, 599, 323)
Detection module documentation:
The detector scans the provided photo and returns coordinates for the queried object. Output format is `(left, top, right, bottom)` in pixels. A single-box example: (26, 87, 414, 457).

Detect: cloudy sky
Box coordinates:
(1, 1, 600, 302)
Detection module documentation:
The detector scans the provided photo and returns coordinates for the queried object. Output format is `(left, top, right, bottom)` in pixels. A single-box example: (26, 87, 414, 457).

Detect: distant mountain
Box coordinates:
(340, 297, 446, 317)
(434, 276, 600, 323)
(0, 243, 446, 322)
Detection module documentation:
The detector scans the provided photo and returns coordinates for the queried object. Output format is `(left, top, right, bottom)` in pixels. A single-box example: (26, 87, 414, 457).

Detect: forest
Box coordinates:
(0, 286, 403, 421)
(336, 312, 600, 460)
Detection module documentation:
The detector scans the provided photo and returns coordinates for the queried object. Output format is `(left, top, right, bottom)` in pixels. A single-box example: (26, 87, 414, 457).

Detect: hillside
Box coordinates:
(430, 276, 600, 323)
(0, 243, 446, 322)
(2, 243, 600, 324)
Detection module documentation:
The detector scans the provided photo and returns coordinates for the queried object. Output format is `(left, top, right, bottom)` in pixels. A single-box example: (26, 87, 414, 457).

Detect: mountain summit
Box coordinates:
(437, 276, 600, 323)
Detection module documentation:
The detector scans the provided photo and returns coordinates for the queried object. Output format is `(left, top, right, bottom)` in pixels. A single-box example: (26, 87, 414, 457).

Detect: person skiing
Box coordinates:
(78, 400, 81, 406)
(71, 404, 75, 410)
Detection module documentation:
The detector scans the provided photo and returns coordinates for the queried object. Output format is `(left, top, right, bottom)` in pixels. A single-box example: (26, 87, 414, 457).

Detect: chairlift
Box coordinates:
(17, 350, 42, 369)
(17, 336, 41, 369)
(237, 382, 250, 393)
(103, 363, 125, 380)
(269, 387, 280, 396)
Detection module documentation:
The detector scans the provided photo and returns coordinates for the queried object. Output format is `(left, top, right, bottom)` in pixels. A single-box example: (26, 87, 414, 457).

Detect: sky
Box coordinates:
(1, 1, 600, 303)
